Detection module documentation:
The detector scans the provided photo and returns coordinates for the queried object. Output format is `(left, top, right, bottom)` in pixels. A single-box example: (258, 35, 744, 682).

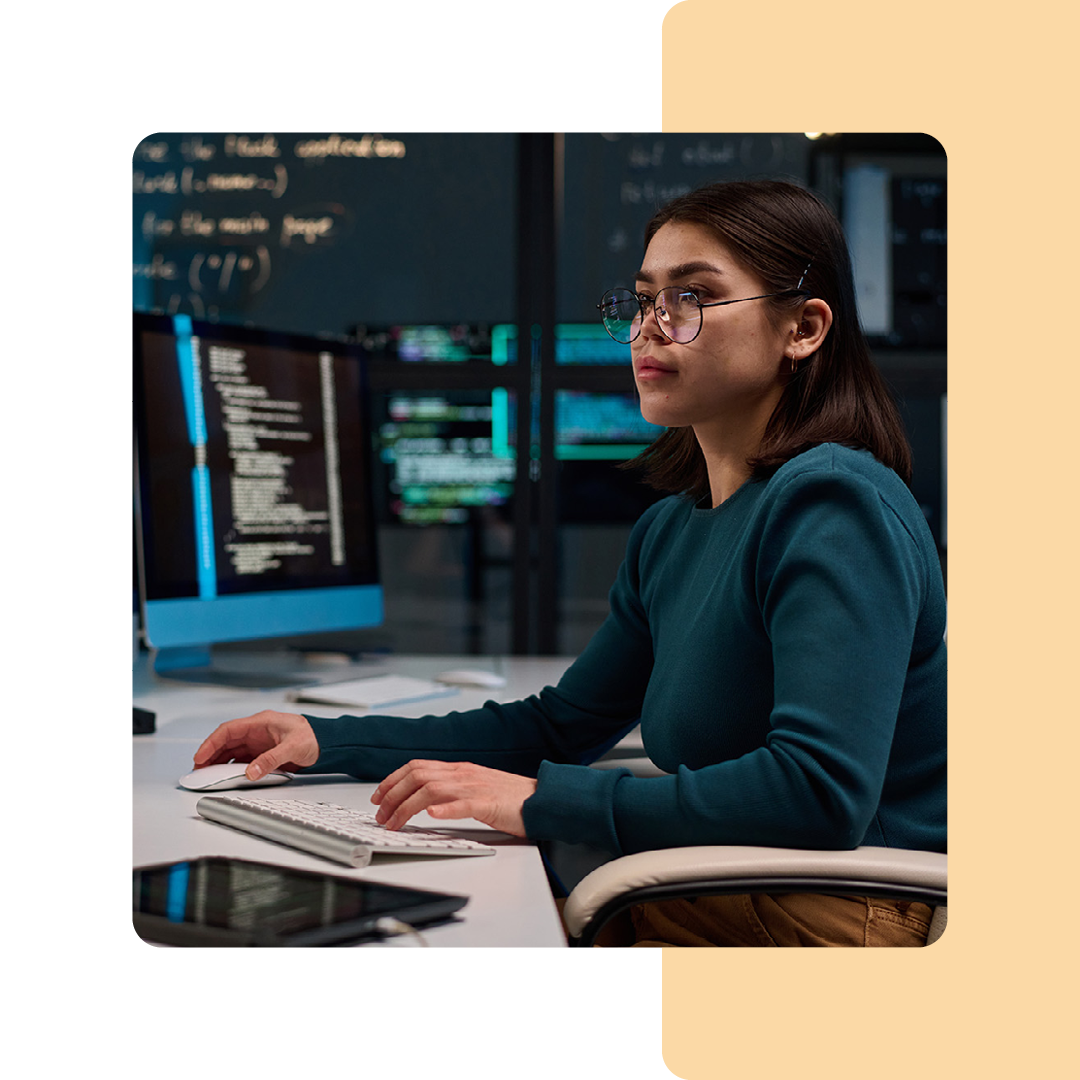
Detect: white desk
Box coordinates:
(133, 653, 594, 947)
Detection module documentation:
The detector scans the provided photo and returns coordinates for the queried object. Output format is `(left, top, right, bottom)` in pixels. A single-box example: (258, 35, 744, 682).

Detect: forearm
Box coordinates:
(522, 735, 885, 857)
(300, 686, 640, 781)
(302, 706, 551, 779)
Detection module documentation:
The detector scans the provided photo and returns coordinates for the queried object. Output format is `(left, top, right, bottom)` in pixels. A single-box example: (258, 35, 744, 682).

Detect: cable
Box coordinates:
(373, 917, 429, 946)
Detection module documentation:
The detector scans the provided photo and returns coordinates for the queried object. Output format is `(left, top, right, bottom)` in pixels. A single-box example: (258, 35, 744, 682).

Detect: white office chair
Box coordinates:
(562, 843, 947, 947)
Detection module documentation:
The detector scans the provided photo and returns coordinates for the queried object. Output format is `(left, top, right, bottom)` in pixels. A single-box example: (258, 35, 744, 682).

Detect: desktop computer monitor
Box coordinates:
(374, 389, 516, 526)
(133, 313, 382, 683)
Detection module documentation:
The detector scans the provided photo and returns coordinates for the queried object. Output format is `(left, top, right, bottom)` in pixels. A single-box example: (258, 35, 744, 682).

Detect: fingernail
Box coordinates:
(248, 764, 263, 780)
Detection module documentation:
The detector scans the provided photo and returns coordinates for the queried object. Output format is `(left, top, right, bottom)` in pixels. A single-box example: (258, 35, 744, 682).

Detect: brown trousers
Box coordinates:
(593, 892, 933, 947)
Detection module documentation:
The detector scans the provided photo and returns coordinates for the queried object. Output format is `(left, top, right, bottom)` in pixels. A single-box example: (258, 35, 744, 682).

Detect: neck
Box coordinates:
(693, 383, 785, 506)
(699, 448, 752, 507)
(693, 407, 775, 507)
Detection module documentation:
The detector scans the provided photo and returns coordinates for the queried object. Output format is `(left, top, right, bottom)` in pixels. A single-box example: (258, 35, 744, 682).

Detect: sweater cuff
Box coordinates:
(296, 714, 369, 775)
(522, 760, 631, 855)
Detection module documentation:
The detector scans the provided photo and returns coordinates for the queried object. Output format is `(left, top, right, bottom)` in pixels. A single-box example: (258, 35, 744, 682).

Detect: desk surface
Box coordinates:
(133, 653, 596, 947)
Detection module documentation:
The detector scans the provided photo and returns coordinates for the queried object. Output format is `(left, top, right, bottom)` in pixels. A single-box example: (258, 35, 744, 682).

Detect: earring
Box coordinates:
(790, 326, 806, 374)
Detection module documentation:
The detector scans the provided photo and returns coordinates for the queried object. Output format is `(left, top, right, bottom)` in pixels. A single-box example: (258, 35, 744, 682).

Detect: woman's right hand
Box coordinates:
(192, 710, 320, 780)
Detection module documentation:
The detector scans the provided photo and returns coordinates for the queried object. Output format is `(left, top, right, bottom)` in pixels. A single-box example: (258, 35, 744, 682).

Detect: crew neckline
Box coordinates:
(690, 477, 756, 516)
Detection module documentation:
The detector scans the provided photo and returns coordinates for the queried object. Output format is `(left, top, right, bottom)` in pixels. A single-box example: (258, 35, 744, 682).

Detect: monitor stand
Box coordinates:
(151, 645, 321, 689)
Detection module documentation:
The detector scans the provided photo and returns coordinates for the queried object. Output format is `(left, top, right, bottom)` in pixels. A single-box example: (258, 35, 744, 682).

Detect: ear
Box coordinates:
(788, 298, 833, 363)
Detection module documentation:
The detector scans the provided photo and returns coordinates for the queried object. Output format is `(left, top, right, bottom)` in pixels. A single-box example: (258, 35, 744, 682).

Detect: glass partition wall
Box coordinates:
(134, 133, 945, 658)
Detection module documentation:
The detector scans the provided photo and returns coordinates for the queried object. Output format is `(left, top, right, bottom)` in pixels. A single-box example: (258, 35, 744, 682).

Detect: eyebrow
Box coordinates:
(635, 260, 726, 285)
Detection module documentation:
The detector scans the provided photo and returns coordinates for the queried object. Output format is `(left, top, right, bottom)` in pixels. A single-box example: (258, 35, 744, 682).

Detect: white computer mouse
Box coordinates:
(177, 763, 294, 792)
(434, 669, 508, 689)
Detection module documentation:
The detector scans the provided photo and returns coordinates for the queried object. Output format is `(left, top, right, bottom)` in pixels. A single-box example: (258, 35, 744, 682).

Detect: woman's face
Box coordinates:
(631, 221, 793, 435)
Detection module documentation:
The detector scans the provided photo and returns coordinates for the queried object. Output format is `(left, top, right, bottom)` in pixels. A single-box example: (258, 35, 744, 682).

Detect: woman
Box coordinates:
(193, 180, 946, 947)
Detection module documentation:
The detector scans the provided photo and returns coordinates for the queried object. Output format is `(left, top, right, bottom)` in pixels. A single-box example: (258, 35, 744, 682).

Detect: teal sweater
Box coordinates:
(305, 444, 947, 856)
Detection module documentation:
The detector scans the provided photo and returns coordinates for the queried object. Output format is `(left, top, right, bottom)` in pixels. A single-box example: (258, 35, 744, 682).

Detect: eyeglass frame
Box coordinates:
(596, 260, 814, 345)
(596, 284, 812, 345)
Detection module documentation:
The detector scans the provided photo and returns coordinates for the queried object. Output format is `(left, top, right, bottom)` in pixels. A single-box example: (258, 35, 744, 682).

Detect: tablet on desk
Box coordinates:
(133, 857, 469, 947)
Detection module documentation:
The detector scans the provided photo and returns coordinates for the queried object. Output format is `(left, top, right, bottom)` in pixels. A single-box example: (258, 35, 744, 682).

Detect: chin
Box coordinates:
(638, 397, 689, 429)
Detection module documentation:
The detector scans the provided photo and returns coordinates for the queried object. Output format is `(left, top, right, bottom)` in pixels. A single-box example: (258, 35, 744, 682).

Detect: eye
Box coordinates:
(671, 288, 703, 311)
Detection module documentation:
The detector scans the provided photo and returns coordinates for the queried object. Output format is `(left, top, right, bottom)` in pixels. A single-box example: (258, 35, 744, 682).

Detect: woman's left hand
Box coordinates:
(371, 760, 538, 837)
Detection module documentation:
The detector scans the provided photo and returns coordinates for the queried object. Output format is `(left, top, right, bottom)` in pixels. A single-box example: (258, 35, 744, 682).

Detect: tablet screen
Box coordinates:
(133, 857, 468, 946)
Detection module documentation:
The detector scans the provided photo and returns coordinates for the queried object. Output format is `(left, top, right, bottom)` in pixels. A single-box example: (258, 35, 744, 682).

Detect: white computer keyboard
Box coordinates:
(196, 794, 497, 868)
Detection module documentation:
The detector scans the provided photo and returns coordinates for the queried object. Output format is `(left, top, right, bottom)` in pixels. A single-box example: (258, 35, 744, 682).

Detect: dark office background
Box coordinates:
(133, 132, 946, 657)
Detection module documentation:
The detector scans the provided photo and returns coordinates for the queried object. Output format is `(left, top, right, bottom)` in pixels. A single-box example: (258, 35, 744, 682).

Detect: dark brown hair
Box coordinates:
(624, 180, 912, 500)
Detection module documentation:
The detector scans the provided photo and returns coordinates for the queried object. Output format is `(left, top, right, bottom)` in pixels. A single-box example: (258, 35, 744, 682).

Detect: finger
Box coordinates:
(373, 769, 432, 824)
(246, 737, 305, 780)
(376, 763, 473, 828)
(380, 780, 467, 831)
(195, 744, 251, 768)
(372, 759, 460, 808)
(371, 759, 440, 805)
(193, 717, 262, 765)
(192, 721, 248, 764)
(425, 799, 478, 822)
(193, 723, 236, 765)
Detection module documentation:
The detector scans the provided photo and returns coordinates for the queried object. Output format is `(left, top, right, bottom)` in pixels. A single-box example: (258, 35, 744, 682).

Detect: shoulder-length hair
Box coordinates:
(624, 180, 912, 500)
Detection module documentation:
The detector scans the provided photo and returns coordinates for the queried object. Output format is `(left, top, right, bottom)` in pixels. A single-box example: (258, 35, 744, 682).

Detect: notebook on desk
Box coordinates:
(286, 674, 458, 710)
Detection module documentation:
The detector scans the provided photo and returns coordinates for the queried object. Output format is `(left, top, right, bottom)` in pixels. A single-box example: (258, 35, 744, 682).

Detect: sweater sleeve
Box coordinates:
(522, 456, 929, 854)
(300, 504, 665, 782)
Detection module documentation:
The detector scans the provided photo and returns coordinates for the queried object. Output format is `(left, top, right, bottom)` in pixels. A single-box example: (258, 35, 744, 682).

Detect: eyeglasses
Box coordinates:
(597, 285, 809, 345)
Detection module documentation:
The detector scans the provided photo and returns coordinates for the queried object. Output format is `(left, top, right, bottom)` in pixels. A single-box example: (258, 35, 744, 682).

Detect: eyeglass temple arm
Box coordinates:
(698, 288, 810, 311)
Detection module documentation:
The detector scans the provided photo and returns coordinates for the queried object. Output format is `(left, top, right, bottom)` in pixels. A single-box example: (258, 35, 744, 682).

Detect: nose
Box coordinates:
(637, 296, 668, 343)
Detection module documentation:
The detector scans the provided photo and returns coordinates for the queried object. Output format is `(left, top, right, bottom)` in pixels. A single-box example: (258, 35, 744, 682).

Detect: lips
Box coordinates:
(635, 357, 677, 380)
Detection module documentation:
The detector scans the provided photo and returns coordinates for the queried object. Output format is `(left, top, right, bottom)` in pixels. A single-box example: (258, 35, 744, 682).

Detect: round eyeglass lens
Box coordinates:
(657, 288, 702, 343)
(600, 288, 642, 344)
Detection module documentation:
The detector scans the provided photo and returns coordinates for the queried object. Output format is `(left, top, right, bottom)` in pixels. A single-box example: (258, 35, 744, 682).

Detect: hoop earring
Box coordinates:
(788, 352, 799, 375)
